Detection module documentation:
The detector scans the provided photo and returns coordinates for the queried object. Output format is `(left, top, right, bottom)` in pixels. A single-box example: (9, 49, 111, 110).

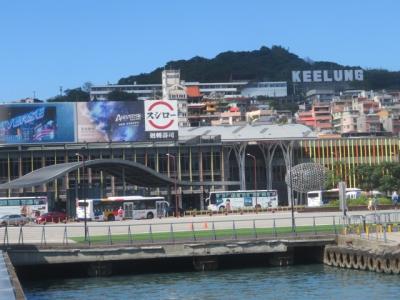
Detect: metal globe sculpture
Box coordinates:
(285, 163, 327, 193)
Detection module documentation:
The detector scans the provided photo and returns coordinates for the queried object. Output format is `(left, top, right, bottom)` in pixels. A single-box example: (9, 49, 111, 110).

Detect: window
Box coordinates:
(8, 199, 20, 206)
(21, 199, 34, 205)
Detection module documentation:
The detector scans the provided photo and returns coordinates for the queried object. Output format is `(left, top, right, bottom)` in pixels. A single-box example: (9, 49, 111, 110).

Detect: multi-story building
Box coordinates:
(162, 70, 189, 127)
(90, 79, 287, 101)
(357, 113, 381, 133)
(382, 115, 400, 136)
(305, 89, 335, 104)
(338, 108, 359, 133)
(297, 102, 332, 132)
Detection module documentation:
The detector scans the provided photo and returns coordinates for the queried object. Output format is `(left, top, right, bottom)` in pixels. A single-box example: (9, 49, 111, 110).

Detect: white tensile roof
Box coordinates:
(178, 124, 315, 142)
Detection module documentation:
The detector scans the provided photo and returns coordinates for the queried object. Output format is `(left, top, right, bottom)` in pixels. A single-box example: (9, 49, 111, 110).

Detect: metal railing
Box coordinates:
(343, 212, 400, 243)
(0, 215, 344, 247)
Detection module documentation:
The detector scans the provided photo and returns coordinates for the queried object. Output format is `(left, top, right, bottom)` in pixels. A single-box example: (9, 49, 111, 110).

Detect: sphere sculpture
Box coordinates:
(285, 163, 327, 193)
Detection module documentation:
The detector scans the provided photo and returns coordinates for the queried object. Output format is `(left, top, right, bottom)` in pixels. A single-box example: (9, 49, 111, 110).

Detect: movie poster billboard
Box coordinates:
(144, 100, 178, 141)
(0, 103, 75, 144)
(77, 101, 179, 143)
(77, 101, 146, 142)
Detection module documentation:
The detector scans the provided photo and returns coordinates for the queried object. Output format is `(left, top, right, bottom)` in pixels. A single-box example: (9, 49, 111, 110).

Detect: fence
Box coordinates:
(0, 215, 345, 247)
(344, 212, 400, 243)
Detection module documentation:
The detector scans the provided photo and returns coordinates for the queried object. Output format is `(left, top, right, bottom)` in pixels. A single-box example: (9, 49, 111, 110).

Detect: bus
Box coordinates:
(76, 196, 169, 221)
(306, 188, 362, 207)
(207, 190, 278, 212)
(0, 196, 48, 218)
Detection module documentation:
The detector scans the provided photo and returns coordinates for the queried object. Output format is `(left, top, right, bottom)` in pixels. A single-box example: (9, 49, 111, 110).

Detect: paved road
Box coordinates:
(1, 209, 399, 244)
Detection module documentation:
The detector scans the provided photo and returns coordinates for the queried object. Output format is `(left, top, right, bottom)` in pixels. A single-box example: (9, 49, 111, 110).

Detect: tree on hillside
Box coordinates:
(106, 90, 138, 101)
(48, 87, 89, 102)
(268, 99, 299, 114)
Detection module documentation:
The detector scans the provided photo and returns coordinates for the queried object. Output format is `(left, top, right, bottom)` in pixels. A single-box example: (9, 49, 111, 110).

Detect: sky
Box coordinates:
(0, 0, 399, 102)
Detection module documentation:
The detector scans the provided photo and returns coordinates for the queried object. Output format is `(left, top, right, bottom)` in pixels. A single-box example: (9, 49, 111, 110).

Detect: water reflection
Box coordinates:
(24, 265, 400, 300)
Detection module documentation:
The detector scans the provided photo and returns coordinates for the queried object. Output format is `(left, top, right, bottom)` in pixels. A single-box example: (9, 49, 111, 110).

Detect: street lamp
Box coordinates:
(76, 153, 88, 240)
(246, 153, 258, 207)
(166, 153, 179, 218)
(288, 146, 295, 233)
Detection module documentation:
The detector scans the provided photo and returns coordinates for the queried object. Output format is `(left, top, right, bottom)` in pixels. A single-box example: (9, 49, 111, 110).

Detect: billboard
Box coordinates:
(0, 103, 75, 144)
(292, 69, 364, 83)
(77, 101, 145, 142)
(77, 100, 178, 142)
(144, 100, 178, 141)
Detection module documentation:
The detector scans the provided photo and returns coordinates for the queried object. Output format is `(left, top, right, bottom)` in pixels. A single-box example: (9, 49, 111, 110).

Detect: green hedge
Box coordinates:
(326, 196, 392, 207)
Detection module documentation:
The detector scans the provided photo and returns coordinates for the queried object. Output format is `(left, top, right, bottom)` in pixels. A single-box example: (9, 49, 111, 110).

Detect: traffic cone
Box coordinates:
(203, 222, 208, 229)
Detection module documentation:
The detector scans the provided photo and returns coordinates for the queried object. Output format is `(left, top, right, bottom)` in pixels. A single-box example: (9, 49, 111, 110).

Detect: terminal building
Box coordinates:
(1, 107, 400, 215)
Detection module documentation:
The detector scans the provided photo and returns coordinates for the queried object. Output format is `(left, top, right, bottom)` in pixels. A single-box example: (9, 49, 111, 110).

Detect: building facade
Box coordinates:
(1, 127, 400, 213)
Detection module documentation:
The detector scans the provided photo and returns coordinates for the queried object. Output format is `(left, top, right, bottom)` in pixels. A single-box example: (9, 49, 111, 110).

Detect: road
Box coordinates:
(1, 209, 399, 244)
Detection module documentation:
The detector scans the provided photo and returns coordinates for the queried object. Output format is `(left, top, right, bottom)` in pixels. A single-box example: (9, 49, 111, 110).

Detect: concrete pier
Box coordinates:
(0, 251, 25, 300)
(6, 236, 334, 276)
(323, 233, 400, 274)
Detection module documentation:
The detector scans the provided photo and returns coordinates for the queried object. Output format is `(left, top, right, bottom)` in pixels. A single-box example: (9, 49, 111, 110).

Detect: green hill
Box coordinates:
(118, 46, 400, 90)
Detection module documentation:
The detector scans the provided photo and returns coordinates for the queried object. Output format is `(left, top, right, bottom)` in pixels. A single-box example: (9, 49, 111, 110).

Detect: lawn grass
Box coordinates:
(70, 224, 340, 244)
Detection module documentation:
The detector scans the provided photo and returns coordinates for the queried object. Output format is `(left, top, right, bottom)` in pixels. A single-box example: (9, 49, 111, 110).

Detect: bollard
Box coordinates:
(191, 222, 196, 241)
(63, 226, 69, 245)
(383, 224, 387, 243)
(212, 221, 217, 240)
(18, 225, 24, 244)
(128, 225, 133, 245)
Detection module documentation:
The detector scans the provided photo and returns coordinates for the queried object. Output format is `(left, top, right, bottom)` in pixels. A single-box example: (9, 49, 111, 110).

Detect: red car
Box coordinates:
(36, 212, 67, 224)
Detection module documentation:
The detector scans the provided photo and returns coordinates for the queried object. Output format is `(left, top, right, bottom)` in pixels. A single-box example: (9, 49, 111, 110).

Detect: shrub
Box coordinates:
(325, 196, 391, 207)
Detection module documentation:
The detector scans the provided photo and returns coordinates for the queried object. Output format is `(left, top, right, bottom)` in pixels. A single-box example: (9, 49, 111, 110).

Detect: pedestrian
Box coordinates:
(117, 206, 124, 221)
(372, 195, 378, 211)
(367, 197, 373, 211)
(225, 199, 231, 214)
(392, 191, 399, 209)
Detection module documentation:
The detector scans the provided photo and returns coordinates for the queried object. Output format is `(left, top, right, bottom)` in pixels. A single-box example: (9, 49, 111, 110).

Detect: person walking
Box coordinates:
(392, 191, 399, 209)
(372, 195, 378, 211)
(117, 206, 124, 221)
(367, 196, 373, 211)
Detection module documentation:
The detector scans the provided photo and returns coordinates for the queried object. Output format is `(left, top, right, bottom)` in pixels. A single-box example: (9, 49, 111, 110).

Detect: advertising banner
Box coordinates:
(77, 101, 146, 142)
(77, 100, 179, 142)
(144, 100, 178, 141)
(0, 103, 75, 144)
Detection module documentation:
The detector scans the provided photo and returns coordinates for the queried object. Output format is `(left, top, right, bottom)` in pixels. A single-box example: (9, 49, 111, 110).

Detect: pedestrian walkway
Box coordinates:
(385, 232, 400, 244)
(0, 251, 16, 300)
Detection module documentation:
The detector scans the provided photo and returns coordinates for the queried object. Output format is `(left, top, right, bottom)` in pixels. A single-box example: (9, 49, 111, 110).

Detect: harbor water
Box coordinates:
(23, 264, 400, 300)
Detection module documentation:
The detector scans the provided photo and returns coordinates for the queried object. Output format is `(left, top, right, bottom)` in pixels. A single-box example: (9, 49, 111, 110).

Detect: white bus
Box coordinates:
(207, 190, 279, 212)
(307, 188, 362, 207)
(76, 196, 169, 221)
(0, 196, 48, 218)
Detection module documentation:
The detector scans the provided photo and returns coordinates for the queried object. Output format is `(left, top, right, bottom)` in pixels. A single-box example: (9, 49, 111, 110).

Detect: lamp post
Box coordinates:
(288, 146, 295, 233)
(76, 153, 88, 240)
(166, 153, 178, 217)
(246, 153, 257, 207)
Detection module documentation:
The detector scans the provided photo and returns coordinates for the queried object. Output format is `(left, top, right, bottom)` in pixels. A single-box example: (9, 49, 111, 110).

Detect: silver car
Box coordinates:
(0, 214, 29, 226)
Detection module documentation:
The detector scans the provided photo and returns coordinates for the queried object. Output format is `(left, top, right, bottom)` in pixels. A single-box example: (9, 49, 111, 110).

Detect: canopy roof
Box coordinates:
(0, 159, 239, 189)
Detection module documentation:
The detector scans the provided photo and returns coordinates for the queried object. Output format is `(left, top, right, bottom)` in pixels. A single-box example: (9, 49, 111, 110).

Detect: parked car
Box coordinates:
(36, 211, 67, 224)
(0, 214, 29, 226)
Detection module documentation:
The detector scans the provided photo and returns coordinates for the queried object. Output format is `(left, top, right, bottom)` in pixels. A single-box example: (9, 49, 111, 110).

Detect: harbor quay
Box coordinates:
(1, 210, 399, 279)
(1, 210, 400, 299)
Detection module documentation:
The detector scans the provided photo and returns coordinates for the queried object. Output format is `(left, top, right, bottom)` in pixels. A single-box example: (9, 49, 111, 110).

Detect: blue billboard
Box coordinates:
(77, 101, 146, 142)
(0, 103, 75, 144)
